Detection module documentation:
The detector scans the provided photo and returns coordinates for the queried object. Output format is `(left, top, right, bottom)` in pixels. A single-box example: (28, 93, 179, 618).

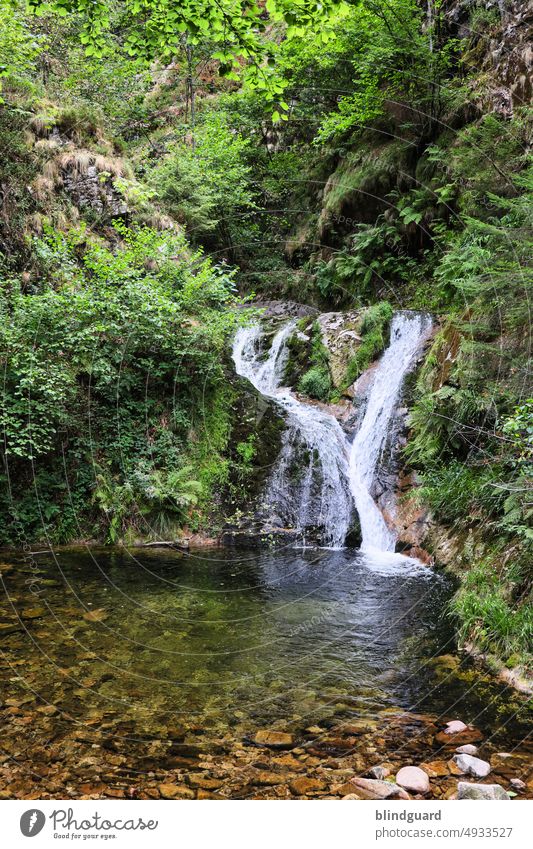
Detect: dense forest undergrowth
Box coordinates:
(0, 0, 531, 670)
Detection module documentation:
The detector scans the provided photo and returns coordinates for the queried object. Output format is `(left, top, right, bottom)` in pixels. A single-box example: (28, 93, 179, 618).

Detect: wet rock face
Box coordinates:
(62, 163, 128, 218)
(485, 0, 533, 113)
(252, 300, 318, 321)
(315, 311, 363, 389)
(445, 0, 532, 115)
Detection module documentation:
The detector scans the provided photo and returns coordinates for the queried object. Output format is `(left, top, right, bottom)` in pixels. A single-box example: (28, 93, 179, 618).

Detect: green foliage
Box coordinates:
(150, 111, 256, 250)
(297, 321, 332, 401)
(303, 0, 458, 143)
(298, 366, 331, 402)
(131, 465, 202, 537)
(0, 1, 42, 101)
(0, 223, 240, 542)
(502, 400, 533, 463)
(29, 0, 344, 114)
(450, 562, 532, 665)
(343, 302, 393, 386)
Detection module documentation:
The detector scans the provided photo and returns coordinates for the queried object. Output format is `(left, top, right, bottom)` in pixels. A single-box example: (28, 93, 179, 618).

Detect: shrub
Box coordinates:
(298, 366, 332, 401)
(344, 301, 393, 385)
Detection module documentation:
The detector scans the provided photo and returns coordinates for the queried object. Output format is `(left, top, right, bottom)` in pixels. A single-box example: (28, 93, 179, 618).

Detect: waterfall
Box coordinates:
(347, 312, 433, 552)
(232, 310, 431, 552)
(233, 322, 354, 548)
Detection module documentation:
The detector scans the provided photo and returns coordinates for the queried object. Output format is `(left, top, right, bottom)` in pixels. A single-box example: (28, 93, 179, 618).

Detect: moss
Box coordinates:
(284, 328, 311, 387)
(342, 301, 393, 387)
(318, 141, 411, 241)
(296, 320, 333, 401)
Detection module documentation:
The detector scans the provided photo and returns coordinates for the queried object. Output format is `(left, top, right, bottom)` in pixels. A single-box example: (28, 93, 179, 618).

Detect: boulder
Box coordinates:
(445, 720, 467, 734)
(457, 783, 509, 800)
(435, 727, 483, 746)
(315, 311, 363, 388)
(456, 744, 478, 755)
(350, 777, 408, 800)
(453, 754, 491, 778)
(510, 778, 526, 792)
(253, 730, 294, 749)
(395, 766, 430, 794)
(289, 777, 326, 795)
(158, 783, 195, 799)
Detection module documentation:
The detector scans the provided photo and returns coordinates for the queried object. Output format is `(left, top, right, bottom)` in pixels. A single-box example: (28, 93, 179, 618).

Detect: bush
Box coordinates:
(298, 366, 332, 401)
(451, 563, 532, 665)
(344, 301, 393, 385)
(0, 222, 241, 543)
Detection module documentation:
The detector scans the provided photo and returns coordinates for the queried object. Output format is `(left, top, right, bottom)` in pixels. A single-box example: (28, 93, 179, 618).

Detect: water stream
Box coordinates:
(233, 311, 432, 553)
(233, 321, 353, 548)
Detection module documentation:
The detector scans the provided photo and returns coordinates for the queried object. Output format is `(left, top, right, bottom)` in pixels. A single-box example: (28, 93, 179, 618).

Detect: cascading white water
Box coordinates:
(233, 322, 354, 548)
(232, 310, 431, 553)
(348, 312, 433, 552)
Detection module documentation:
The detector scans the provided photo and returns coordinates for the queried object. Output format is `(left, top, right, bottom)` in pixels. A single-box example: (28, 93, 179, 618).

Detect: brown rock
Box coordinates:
(447, 759, 464, 776)
(350, 777, 406, 800)
(435, 728, 483, 746)
(251, 771, 285, 786)
(158, 783, 195, 799)
(420, 760, 449, 777)
(82, 608, 109, 622)
(272, 755, 305, 771)
(253, 730, 294, 749)
(197, 788, 220, 800)
(334, 782, 360, 796)
(490, 752, 528, 777)
(188, 775, 223, 790)
(105, 788, 125, 798)
(289, 777, 327, 795)
(36, 705, 58, 716)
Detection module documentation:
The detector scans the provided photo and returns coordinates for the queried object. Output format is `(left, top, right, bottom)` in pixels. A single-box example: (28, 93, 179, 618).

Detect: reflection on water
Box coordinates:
(0, 546, 529, 745)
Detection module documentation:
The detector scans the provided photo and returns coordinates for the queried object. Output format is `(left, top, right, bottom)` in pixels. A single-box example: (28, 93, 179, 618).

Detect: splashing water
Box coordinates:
(233, 322, 354, 548)
(232, 311, 432, 552)
(347, 312, 433, 552)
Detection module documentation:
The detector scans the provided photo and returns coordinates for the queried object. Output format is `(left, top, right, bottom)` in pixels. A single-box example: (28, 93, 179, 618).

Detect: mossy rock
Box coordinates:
(223, 375, 286, 512)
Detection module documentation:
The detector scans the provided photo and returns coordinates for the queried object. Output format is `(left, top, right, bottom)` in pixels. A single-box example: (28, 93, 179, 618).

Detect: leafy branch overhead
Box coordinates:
(28, 0, 345, 112)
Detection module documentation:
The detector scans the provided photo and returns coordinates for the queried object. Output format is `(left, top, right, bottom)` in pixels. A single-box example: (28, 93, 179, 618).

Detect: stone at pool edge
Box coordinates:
(350, 777, 410, 800)
(444, 720, 468, 734)
(253, 730, 294, 750)
(395, 766, 430, 794)
(455, 744, 478, 755)
(453, 753, 491, 779)
(435, 727, 483, 745)
(457, 783, 509, 800)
